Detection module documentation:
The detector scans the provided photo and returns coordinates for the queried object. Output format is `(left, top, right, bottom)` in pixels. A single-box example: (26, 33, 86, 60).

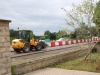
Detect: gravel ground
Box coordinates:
(23, 68, 100, 75)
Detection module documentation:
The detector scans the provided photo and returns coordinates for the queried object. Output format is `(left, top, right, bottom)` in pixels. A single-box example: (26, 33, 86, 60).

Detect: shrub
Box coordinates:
(92, 47, 97, 53)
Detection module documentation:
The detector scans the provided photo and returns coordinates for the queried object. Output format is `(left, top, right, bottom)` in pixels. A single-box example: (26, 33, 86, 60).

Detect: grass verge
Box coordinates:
(51, 52, 100, 73)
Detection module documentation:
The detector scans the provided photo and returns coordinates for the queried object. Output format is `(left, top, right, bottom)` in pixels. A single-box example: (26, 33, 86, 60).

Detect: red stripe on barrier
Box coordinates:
(65, 41, 69, 45)
(84, 39, 86, 42)
(71, 40, 74, 44)
(59, 41, 62, 46)
(51, 42, 55, 47)
(93, 38, 95, 41)
(80, 39, 82, 43)
(96, 38, 97, 41)
(76, 40, 78, 43)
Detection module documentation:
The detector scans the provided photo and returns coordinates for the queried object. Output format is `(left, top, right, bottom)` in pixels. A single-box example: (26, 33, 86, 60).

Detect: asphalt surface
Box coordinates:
(11, 46, 80, 62)
(10, 43, 89, 52)
(23, 68, 100, 75)
(11, 43, 88, 62)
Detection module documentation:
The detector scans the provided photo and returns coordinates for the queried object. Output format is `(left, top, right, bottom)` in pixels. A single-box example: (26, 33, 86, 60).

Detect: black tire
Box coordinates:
(39, 41, 45, 49)
(23, 43, 30, 53)
(36, 44, 42, 51)
(14, 49, 21, 53)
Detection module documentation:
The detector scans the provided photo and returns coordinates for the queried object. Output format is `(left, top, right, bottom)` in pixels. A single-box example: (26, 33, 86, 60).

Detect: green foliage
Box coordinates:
(11, 65, 16, 75)
(92, 47, 97, 53)
(75, 25, 97, 39)
(30, 31, 35, 38)
(10, 29, 18, 38)
(77, 35, 84, 39)
(10, 37, 14, 44)
(43, 30, 69, 40)
(40, 36, 45, 40)
(44, 30, 51, 39)
(93, 0, 100, 24)
(56, 30, 69, 39)
(93, 0, 100, 37)
(90, 26, 98, 36)
(50, 32, 56, 40)
(62, 0, 95, 39)
(51, 53, 100, 73)
(75, 23, 88, 38)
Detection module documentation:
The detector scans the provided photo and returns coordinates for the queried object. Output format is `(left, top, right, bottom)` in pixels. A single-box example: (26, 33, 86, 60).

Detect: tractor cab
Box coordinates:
(17, 29, 31, 42)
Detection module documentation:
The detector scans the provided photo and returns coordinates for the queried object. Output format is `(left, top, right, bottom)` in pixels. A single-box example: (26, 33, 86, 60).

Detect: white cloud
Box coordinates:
(0, 0, 91, 35)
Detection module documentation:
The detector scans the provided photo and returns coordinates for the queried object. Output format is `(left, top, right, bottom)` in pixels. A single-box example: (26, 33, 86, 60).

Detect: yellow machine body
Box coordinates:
(12, 38, 38, 50)
(12, 39, 24, 50)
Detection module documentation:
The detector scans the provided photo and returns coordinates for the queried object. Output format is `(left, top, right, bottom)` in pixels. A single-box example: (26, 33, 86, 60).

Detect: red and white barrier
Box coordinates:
(47, 38, 99, 47)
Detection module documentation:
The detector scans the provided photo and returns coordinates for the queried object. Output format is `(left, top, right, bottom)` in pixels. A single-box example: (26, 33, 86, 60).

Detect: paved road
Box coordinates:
(11, 43, 89, 62)
(10, 42, 89, 52)
(24, 68, 100, 75)
(11, 46, 79, 62)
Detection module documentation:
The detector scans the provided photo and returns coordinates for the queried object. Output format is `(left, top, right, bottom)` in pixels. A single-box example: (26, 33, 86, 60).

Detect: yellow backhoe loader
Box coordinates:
(12, 29, 47, 53)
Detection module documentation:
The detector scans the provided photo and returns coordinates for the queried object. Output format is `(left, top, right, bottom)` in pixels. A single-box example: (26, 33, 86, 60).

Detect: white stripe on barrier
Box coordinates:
(86, 39, 87, 42)
(62, 41, 65, 45)
(47, 42, 51, 47)
(82, 39, 84, 43)
(78, 40, 80, 43)
(55, 42, 59, 46)
(68, 41, 71, 44)
(73, 40, 76, 44)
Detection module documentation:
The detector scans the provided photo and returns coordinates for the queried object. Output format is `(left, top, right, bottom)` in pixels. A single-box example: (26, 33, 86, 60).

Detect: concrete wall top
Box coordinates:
(0, 19, 11, 23)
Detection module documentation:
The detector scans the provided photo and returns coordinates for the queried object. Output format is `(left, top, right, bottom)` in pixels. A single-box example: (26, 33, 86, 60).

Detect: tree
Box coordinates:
(40, 36, 45, 40)
(30, 31, 35, 38)
(10, 29, 14, 37)
(75, 22, 88, 39)
(89, 26, 98, 36)
(93, 0, 100, 37)
(62, 0, 96, 60)
(70, 31, 77, 39)
(50, 32, 56, 40)
(44, 30, 51, 39)
(56, 30, 69, 39)
(62, 0, 95, 39)
(75, 25, 97, 39)
(10, 29, 18, 38)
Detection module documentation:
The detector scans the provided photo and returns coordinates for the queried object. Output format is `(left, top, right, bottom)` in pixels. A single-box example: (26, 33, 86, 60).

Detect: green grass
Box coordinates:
(11, 65, 16, 75)
(51, 53, 100, 73)
(10, 37, 15, 44)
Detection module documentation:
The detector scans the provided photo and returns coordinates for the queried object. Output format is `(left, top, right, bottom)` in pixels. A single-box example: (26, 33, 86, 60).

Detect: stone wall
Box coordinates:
(0, 19, 11, 75)
(12, 48, 88, 75)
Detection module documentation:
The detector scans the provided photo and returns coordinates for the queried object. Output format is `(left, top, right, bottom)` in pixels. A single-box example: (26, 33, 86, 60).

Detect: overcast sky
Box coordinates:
(0, 0, 94, 35)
